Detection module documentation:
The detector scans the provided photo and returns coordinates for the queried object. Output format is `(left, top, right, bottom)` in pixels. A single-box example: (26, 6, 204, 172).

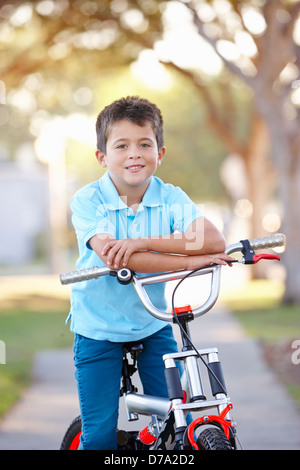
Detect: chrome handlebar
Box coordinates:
(226, 233, 285, 255)
(60, 234, 286, 322)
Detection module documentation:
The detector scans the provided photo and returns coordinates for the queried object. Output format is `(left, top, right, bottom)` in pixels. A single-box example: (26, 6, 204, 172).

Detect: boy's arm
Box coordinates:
(90, 234, 186, 272)
(89, 234, 232, 273)
(157, 217, 226, 254)
(89, 218, 233, 273)
(101, 218, 225, 267)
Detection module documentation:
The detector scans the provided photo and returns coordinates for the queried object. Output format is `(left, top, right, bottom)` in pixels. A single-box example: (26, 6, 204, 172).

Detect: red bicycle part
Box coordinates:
(139, 426, 157, 445)
(174, 305, 192, 315)
(69, 431, 81, 450)
(253, 254, 280, 264)
(187, 403, 234, 450)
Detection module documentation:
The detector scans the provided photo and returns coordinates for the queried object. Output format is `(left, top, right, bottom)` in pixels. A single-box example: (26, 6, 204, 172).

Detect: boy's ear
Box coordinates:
(157, 146, 166, 166)
(95, 149, 107, 168)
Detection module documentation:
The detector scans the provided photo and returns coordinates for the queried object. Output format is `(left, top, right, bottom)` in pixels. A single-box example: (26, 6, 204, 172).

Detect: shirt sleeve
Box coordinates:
(169, 187, 203, 233)
(71, 193, 116, 249)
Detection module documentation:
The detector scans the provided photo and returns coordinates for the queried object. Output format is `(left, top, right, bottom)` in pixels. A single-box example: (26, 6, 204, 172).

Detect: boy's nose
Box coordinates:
(128, 150, 142, 158)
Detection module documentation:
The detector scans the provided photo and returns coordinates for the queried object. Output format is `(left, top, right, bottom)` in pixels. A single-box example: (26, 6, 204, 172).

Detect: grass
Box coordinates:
(230, 303, 299, 342)
(221, 279, 300, 407)
(220, 279, 285, 313)
(0, 276, 73, 418)
(222, 279, 298, 341)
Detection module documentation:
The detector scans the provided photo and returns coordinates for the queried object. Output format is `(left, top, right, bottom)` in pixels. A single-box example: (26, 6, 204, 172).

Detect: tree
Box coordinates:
(181, 0, 300, 302)
(158, 0, 299, 300)
(0, 0, 162, 85)
(1, 0, 299, 302)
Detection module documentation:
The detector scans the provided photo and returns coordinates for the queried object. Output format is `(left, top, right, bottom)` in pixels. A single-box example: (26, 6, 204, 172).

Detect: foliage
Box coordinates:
(65, 70, 233, 202)
(0, 0, 162, 87)
(0, 306, 73, 417)
(0, 0, 251, 203)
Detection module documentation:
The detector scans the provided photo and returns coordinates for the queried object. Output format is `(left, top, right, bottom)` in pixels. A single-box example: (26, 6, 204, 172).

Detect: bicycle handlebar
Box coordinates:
(60, 234, 286, 322)
(225, 233, 285, 255)
(60, 265, 112, 285)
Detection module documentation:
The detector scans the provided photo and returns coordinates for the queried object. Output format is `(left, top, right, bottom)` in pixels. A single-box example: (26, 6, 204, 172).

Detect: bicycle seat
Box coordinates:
(123, 342, 144, 355)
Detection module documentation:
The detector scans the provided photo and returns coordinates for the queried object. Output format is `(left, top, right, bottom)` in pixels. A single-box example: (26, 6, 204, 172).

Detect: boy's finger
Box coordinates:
(101, 243, 111, 256)
(105, 246, 118, 265)
(112, 244, 127, 268)
(122, 249, 132, 267)
(114, 251, 124, 268)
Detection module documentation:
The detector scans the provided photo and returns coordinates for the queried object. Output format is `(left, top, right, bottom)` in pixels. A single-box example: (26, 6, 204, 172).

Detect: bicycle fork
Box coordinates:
(163, 347, 235, 449)
(122, 347, 236, 450)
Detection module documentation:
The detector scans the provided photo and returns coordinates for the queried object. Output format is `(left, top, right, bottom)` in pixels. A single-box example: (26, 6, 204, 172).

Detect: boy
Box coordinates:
(69, 96, 232, 449)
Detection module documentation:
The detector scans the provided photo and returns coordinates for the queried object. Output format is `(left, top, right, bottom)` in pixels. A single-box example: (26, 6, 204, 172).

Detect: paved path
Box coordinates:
(0, 308, 299, 450)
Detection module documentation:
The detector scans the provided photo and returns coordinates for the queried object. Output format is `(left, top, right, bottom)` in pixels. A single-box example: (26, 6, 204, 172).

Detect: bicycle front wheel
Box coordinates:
(60, 415, 82, 450)
(197, 427, 233, 450)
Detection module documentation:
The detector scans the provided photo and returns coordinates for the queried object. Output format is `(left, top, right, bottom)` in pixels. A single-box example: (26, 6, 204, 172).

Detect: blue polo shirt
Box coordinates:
(68, 171, 202, 342)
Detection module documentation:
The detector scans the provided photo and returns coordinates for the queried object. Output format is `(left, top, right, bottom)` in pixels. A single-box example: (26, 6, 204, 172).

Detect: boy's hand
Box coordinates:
(186, 252, 234, 271)
(102, 238, 149, 269)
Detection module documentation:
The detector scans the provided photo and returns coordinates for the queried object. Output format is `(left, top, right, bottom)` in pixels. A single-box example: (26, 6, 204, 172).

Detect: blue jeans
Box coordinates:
(73, 325, 179, 450)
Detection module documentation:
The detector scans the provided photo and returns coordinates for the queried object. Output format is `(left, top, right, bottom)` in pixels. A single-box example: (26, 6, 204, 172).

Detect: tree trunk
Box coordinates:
(277, 141, 300, 304)
(243, 113, 276, 278)
(257, 99, 300, 303)
(282, 162, 300, 303)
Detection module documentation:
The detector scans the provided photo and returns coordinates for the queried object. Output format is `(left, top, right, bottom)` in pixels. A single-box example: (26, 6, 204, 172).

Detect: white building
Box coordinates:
(0, 160, 49, 265)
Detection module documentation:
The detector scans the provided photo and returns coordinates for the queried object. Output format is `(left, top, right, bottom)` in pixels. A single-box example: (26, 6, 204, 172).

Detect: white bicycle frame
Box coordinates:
(123, 347, 231, 435)
(60, 234, 285, 448)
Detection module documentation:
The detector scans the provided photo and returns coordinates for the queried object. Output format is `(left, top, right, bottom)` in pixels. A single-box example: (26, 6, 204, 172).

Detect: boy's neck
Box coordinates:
(119, 192, 143, 214)
(110, 175, 151, 214)
(118, 185, 148, 214)
(121, 197, 139, 214)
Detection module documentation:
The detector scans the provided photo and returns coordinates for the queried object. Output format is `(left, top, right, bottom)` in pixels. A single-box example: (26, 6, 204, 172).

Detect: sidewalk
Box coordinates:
(0, 308, 299, 450)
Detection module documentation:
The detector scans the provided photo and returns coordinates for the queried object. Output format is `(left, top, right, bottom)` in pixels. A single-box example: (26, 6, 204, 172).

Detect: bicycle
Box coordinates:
(59, 234, 285, 450)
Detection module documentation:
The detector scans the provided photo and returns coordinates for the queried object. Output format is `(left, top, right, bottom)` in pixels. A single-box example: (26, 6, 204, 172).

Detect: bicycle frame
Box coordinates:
(60, 234, 285, 450)
(122, 347, 233, 449)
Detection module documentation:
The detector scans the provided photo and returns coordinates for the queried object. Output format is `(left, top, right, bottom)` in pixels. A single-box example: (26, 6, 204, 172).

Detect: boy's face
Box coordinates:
(96, 119, 165, 197)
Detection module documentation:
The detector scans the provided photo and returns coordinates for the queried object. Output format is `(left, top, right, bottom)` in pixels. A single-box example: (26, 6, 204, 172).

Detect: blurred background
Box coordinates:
(0, 0, 299, 419)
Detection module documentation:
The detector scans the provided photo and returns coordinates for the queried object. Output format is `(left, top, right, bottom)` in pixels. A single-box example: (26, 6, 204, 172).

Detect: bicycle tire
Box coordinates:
(60, 417, 142, 450)
(60, 415, 82, 450)
(197, 427, 233, 450)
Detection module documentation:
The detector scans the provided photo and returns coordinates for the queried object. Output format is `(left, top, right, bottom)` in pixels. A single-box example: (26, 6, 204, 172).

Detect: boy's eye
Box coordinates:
(117, 144, 127, 149)
(141, 143, 150, 148)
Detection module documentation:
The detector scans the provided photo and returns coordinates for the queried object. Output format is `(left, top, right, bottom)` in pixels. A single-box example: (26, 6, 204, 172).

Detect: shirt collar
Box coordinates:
(98, 171, 163, 211)
(141, 176, 164, 207)
(98, 172, 127, 211)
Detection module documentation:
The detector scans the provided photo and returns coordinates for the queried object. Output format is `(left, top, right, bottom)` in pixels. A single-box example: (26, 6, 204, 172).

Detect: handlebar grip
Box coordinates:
(248, 234, 286, 251)
(59, 266, 110, 285)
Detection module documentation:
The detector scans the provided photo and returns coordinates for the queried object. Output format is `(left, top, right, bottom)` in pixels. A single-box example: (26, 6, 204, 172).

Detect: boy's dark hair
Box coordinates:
(96, 96, 164, 152)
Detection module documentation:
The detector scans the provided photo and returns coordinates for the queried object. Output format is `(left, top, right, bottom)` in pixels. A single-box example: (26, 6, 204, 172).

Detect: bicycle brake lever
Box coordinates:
(238, 254, 280, 264)
(252, 254, 280, 263)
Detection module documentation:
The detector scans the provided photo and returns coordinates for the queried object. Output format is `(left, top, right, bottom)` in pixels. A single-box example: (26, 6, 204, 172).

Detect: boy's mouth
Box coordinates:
(126, 165, 145, 173)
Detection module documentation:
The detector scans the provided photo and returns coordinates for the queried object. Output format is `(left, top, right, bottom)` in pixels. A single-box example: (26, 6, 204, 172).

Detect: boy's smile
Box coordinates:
(126, 164, 145, 173)
(96, 119, 166, 206)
